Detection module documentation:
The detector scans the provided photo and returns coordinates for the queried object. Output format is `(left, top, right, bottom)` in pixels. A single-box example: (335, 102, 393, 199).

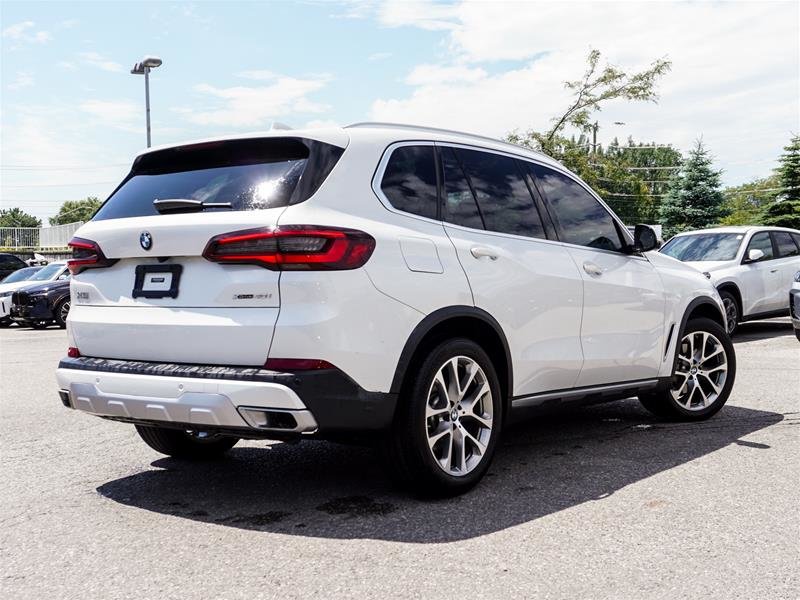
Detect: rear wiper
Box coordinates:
(153, 198, 233, 214)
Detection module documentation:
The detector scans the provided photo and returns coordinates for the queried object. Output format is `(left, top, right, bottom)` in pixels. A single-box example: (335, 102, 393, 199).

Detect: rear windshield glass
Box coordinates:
(93, 137, 343, 221)
(660, 233, 744, 261)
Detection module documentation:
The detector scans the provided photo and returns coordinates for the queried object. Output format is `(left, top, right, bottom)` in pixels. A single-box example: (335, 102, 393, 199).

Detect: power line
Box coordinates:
(1, 181, 117, 188)
(590, 164, 681, 171)
(0, 163, 128, 170)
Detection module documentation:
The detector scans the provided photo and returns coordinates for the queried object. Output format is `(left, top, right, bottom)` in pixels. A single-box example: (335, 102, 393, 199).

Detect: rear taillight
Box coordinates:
(67, 237, 117, 275)
(67, 346, 81, 358)
(202, 226, 375, 271)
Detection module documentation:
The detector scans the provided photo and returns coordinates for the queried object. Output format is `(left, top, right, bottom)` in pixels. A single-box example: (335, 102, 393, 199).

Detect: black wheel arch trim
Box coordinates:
(671, 296, 727, 375)
(389, 305, 513, 398)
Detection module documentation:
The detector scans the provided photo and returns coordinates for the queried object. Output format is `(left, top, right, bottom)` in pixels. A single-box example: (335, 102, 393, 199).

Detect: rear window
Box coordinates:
(93, 137, 344, 221)
(380, 145, 438, 219)
(772, 231, 799, 257)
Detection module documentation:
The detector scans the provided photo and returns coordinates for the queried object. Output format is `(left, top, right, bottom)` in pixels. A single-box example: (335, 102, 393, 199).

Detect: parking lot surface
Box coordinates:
(1, 320, 798, 599)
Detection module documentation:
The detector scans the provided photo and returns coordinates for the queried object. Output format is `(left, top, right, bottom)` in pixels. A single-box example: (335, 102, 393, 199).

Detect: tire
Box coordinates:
(385, 338, 503, 497)
(795, 328, 800, 342)
(639, 317, 736, 421)
(54, 298, 70, 328)
(0, 319, 11, 328)
(719, 290, 739, 336)
(135, 425, 239, 459)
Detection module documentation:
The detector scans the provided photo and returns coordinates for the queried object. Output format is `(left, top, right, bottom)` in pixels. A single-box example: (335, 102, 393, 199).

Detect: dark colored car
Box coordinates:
(0, 253, 27, 279)
(10, 278, 71, 329)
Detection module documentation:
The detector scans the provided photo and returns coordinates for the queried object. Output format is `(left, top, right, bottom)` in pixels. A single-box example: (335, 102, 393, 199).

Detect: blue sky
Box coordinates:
(2, 1, 798, 224)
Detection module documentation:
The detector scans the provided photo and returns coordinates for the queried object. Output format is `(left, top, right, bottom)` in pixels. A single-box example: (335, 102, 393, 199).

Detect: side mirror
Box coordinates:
(632, 224, 658, 253)
(746, 248, 765, 262)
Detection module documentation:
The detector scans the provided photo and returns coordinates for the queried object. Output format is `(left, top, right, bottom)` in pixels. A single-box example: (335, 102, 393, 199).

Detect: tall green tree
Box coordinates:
(544, 49, 671, 146)
(0, 207, 41, 228)
(719, 175, 780, 226)
(775, 134, 800, 201)
(507, 49, 673, 223)
(49, 196, 102, 225)
(761, 200, 800, 229)
(659, 140, 725, 238)
(509, 49, 671, 156)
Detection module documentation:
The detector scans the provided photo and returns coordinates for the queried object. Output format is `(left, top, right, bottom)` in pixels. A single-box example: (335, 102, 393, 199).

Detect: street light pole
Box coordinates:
(144, 66, 151, 147)
(130, 56, 163, 148)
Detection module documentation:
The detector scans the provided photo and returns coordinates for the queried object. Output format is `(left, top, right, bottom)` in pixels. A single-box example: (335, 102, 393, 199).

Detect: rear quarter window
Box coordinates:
(93, 137, 343, 221)
(379, 145, 438, 220)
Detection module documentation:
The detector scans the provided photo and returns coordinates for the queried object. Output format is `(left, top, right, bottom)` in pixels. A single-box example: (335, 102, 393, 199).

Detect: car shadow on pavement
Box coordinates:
(734, 318, 793, 343)
(96, 399, 784, 543)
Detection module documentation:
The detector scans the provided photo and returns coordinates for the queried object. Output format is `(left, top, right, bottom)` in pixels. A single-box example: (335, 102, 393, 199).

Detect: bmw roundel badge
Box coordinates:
(140, 231, 153, 251)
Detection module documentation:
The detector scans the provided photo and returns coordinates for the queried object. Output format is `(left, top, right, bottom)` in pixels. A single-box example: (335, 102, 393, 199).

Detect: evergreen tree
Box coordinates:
(775, 134, 800, 201)
(659, 139, 724, 238)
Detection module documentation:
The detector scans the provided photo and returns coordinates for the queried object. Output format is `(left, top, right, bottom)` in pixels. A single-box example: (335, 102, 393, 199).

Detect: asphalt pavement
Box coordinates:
(1, 320, 798, 599)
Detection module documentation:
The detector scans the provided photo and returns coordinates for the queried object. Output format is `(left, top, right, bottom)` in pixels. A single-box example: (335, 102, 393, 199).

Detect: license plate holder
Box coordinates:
(132, 264, 183, 299)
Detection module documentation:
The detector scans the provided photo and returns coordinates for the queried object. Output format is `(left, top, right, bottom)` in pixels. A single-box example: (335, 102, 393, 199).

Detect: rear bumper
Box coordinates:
(56, 356, 397, 436)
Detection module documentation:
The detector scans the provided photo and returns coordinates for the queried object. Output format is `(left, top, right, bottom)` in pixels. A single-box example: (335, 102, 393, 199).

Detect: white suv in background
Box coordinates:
(56, 123, 735, 496)
(660, 226, 800, 334)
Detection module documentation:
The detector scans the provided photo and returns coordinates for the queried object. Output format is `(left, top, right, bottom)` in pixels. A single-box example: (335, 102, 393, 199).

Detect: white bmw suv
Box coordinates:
(57, 123, 736, 495)
(660, 226, 800, 335)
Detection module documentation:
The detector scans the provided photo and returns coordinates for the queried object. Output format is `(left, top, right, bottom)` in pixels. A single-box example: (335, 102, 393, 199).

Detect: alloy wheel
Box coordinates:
(671, 330, 729, 410)
(59, 301, 70, 323)
(722, 297, 737, 334)
(425, 356, 493, 476)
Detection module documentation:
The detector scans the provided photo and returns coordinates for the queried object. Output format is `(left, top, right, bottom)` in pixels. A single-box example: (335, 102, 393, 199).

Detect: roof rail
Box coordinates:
(345, 121, 542, 156)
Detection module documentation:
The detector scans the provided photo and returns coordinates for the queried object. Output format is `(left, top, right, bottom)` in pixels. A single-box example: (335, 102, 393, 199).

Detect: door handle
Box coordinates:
(470, 246, 498, 261)
(583, 262, 603, 276)
(769, 269, 779, 273)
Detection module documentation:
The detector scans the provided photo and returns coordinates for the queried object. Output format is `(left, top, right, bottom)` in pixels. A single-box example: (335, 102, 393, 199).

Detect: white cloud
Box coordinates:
(236, 70, 277, 81)
(369, 1, 800, 185)
(178, 73, 333, 128)
(0, 106, 132, 222)
(377, 0, 459, 31)
(368, 52, 392, 61)
(304, 119, 341, 129)
(79, 51, 123, 73)
(80, 100, 140, 131)
(57, 61, 77, 71)
(7, 72, 34, 91)
(2, 20, 51, 43)
(405, 64, 487, 85)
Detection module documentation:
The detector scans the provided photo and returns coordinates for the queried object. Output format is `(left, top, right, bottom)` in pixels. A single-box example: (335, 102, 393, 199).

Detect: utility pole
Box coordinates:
(592, 121, 599, 155)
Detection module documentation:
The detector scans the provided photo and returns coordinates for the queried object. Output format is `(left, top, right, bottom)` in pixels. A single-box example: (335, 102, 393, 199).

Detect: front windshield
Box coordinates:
(1, 267, 40, 283)
(28, 263, 65, 281)
(660, 233, 744, 262)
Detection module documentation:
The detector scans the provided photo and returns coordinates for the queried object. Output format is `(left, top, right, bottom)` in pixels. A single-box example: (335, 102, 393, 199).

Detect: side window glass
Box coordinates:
(380, 145, 438, 219)
(746, 232, 774, 261)
(441, 147, 484, 230)
(772, 231, 799, 257)
(531, 164, 623, 252)
(454, 148, 546, 239)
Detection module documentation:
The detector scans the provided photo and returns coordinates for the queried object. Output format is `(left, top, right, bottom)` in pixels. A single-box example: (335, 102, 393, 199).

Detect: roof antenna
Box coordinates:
(270, 122, 293, 131)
